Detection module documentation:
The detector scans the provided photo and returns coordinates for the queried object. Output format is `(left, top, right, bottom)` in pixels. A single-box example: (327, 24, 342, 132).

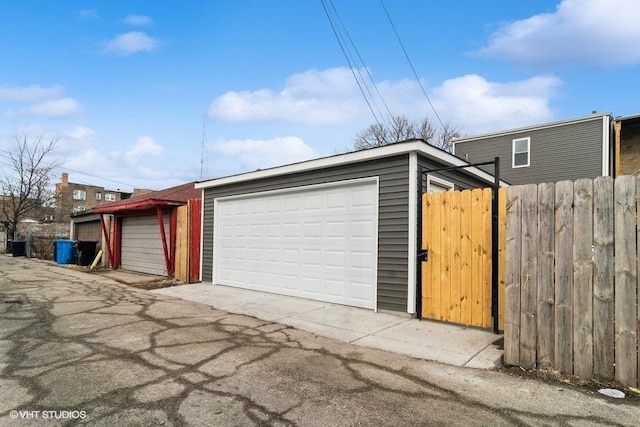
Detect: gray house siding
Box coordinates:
(453, 116, 608, 185)
(202, 155, 410, 312)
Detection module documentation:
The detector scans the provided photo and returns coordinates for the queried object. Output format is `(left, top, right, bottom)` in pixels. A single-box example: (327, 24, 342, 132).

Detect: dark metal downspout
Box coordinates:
(416, 166, 424, 320)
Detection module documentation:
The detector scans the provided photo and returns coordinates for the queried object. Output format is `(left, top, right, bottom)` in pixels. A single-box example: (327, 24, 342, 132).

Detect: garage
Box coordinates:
(214, 179, 378, 309)
(198, 139, 500, 313)
(92, 182, 201, 278)
(121, 214, 169, 276)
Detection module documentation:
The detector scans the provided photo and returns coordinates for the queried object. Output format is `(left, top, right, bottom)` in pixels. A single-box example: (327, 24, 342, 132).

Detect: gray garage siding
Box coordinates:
(202, 155, 410, 312)
(453, 117, 607, 185)
(418, 154, 495, 191)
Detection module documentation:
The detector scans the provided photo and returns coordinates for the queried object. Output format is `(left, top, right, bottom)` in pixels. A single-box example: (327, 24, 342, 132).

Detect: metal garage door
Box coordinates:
(121, 214, 169, 276)
(214, 179, 378, 309)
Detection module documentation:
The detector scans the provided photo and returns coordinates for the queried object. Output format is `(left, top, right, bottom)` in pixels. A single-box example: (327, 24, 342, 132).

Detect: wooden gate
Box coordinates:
(420, 187, 506, 329)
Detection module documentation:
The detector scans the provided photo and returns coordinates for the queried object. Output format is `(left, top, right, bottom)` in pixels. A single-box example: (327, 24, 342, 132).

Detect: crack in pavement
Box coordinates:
(0, 257, 638, 426)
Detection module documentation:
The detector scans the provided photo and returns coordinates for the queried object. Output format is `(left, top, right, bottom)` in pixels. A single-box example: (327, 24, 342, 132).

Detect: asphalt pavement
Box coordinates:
(1, 255, 638, 426)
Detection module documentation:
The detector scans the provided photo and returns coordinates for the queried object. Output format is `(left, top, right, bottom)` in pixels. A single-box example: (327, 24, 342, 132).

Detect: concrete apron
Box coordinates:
(151, 283, 503, 369)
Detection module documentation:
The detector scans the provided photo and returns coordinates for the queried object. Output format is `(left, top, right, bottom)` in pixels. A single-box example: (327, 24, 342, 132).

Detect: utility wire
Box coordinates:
(0, 148, 139, 189)
(320, 0, 388, 129)
(378, 0, 446, 131)
(326, 0, 396, 125)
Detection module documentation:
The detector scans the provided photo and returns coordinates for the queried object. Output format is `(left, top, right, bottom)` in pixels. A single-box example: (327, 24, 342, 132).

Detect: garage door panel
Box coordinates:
(214, 180, 378, 309)
(121, 214, 169, 276)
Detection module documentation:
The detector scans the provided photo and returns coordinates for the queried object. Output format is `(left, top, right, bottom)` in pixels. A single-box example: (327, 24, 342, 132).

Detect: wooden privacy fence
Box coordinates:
(505, 175, 640, 388)
(421, 187, 506, 329)
(175, 198, 202, 283)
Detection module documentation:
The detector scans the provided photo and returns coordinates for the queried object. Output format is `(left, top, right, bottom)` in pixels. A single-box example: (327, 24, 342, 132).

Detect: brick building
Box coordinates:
(54, 173, 132, 222)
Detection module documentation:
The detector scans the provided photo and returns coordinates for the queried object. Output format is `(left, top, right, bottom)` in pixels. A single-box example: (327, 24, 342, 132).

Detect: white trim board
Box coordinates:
(197, 140, 503, 190)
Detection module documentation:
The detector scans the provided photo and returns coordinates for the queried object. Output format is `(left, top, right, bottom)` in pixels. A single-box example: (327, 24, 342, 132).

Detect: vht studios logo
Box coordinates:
(10, 410, 87, 420)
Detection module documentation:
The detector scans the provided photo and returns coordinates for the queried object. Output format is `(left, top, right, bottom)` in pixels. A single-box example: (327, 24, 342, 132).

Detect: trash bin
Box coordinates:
(55, 239, 76, 264)
(76, 241, 98, 266)
(11, 240, 26, 257)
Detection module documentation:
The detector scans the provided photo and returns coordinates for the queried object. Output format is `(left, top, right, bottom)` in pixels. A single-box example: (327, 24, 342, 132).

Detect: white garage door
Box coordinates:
(214, 179, 378, 309)
(121, 214, 169, 276)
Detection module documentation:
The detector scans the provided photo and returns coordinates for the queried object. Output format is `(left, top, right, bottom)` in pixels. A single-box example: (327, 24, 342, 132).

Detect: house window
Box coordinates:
(513, 137, 530, 168)
(426, 175, 455, 193)
(73, 189, 86, 200)
(95, 192, 102, 201)
(105, 193, 116, 202)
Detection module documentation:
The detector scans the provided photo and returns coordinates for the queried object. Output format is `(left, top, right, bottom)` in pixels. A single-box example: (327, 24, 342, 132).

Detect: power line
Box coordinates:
(378, 0, 447, 131)
(320, 0, 394, 130)
(0, 148, 139, 189)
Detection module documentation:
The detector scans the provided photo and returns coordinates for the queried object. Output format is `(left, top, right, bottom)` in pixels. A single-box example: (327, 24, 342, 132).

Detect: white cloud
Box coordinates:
(78, 9, 99, 20)
(208, 68, 368, 124)
(475, 0, 640, 67)
(105, 31, 160, 56)
(22, 98, 82, 117)
(124, 136, 164, 164)
(123, 14, 154, 26)
(431, 74, 562, 134)
(67, 126, 97, 140)
(210, 137, 318, 172)
(0, 84, 64, 101)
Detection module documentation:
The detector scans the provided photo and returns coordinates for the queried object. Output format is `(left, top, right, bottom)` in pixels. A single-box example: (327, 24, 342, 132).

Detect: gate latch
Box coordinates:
(417, 249, 428, 262)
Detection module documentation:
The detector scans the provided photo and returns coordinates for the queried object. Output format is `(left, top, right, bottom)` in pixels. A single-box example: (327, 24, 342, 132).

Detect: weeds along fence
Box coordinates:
(505, 175, 639, 388)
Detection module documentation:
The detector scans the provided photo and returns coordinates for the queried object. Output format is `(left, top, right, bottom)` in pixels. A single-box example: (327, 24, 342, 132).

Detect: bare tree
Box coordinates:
(0, 132, 59, 239)
(354, 115, 460, 152)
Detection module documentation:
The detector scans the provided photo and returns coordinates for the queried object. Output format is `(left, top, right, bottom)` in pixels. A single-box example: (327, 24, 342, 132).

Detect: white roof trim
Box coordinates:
(196, 139, 502, 189)
(452, 112, 613, 145)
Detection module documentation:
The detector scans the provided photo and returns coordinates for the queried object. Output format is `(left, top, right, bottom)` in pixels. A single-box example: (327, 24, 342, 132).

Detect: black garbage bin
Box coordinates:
(12, 240, 26, 257)
(76, 241, 98, 266)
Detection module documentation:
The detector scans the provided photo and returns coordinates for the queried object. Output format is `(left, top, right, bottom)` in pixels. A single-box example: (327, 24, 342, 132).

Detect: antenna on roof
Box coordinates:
(200, 122, 206, 179)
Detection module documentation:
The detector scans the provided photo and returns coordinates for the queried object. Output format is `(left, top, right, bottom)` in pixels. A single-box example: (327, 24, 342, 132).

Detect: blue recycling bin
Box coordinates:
(55, 240, 77, 264)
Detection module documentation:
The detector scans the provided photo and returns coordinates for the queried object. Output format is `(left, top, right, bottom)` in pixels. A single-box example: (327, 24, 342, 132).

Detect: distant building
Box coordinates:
(54, 173, 132, 222)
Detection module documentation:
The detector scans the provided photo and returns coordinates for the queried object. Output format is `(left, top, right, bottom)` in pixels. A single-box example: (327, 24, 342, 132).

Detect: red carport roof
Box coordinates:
(92, 182, 200, 214)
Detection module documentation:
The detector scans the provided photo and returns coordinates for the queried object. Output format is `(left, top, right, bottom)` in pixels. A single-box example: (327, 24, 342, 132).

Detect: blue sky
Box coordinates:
(1, 0, 639, 191)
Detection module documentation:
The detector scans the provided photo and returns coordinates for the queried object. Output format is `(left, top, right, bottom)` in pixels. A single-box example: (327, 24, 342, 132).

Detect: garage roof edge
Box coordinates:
(196, 139, 502, 189)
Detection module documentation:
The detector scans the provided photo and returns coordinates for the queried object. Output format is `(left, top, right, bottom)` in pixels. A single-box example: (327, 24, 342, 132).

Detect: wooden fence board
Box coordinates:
(554, 180, 574, 373)
(537, 182, 555, 368)
(520, 184, 538, 369)
(615, 175, 638, 386)
(504, 186, 522, 365)
(174, 205, 189, 282)
(573, 179, 594, 379)
(482, 188, 493, 327)
(460, 190, 473, 325)
(592, 176, 614, 380)
(449, 190, 462, 322)
(440, 192, 452, 322)
(432, 192, 443, 320)
(498, 187, 507, 331)
(421, 193, 433, 319)
(471, 188, 483, 326)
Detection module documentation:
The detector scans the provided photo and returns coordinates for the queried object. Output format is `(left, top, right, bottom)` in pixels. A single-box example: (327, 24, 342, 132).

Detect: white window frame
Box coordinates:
(512, 137, 530, 168)
(105, 193, 116, 202)
(426, 175, 455, 193)
(95, 192, 102, 201)
(72, 189, 86, 200)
